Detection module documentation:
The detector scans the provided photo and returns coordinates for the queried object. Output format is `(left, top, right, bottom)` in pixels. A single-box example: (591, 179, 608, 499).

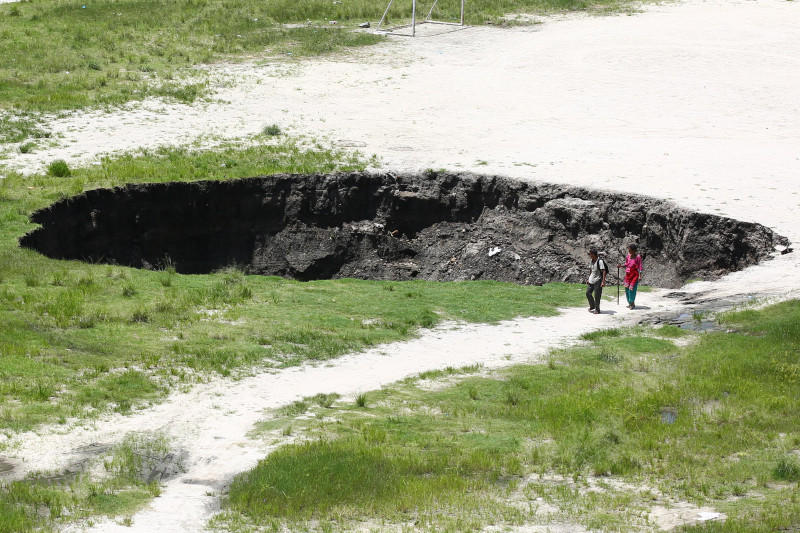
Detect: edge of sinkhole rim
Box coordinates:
(18, 170, 790, 289)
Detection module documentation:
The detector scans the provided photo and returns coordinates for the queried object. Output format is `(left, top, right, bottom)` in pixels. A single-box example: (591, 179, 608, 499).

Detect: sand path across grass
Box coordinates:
(11, 283, 773, 533)
(11, 270, 797, 533)
(2, 0, 800, 530)
(18, 301, 658, 532)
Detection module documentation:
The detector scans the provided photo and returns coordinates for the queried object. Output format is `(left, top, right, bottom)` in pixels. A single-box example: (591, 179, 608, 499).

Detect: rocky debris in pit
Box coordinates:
(20, 171, 789, 288)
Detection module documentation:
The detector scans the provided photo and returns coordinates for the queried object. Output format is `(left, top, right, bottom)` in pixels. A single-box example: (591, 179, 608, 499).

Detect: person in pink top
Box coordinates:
(618, 244, 643, 309)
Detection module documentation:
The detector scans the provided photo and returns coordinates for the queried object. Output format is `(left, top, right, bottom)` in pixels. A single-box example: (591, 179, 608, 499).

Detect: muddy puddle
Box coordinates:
(0, 443, 186, 487)
(0, 458, 15, 477)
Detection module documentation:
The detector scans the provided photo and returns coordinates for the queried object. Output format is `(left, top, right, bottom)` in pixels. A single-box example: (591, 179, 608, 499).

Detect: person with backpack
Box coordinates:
(586, 248, 608, 315)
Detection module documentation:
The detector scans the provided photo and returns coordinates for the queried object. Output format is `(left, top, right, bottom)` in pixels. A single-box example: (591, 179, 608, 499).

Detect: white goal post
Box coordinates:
(375, 0, 466, 37)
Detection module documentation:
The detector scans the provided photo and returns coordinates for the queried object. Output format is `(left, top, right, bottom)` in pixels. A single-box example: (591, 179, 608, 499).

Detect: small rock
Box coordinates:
(488, 246, 502, 257)
(359, 22, 370, 28)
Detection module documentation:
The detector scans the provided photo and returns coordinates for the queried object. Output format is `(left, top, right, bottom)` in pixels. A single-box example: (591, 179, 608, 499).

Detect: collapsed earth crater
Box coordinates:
(21, 172, 788, 288)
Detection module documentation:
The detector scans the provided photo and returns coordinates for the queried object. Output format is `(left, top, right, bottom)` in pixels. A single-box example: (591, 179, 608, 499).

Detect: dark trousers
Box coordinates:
(586, 281, 603, 311)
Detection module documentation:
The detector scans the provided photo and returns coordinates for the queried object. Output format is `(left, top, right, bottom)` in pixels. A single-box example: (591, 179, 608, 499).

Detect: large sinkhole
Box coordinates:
(20, 172, 789, 288)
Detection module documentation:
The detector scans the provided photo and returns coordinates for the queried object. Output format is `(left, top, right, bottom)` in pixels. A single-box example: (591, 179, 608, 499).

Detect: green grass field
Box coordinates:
(0, 142, 590, 531)
(1, 0, 642, 144)
(0, 142, 587, 436)
(220, 302, 800, 532)
(0, 140, 591, 531)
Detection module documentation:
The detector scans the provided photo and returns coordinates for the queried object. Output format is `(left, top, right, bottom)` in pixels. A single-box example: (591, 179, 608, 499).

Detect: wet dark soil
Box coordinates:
(0, 458, 15, 477)
(20, 171, 788, 288)
(0, 443, 186, 486)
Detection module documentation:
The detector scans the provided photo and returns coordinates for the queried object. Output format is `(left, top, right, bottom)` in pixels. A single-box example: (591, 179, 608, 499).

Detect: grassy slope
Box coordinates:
(0, 142, 588, 530)
(223, 302, 800, 532)
(1, 0, 640, 143)
(0, 143, 586, 435)
(0, 0, 383, 117)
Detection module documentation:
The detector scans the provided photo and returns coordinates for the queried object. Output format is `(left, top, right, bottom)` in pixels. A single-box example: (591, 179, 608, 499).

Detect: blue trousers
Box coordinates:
(625, 282, 639, 305)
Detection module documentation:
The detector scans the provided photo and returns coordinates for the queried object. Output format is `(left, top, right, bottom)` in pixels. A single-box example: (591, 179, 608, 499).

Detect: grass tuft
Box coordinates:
(311, 392, 340, 409)
(262, 124, 282, 136)
(355, 393, 367, 408)
(18, 142, 36, 154)
(580, 328, 621, 341)
(122, 284, 137, 297)
(130, 307, 150, 323)
(774, 455, 800, 482)
(279, 401, 310, 418)
(47, 160, 71, 178)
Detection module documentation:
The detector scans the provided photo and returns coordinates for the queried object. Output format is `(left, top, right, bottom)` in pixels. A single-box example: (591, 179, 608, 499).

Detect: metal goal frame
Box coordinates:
(375, 0, 466, 37)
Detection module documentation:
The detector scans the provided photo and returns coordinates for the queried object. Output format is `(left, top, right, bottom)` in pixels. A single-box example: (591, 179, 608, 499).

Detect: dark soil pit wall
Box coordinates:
(20, 172, 789, 288)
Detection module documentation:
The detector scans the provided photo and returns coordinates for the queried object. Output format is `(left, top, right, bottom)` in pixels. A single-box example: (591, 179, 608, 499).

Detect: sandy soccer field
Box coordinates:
(2, 0, 800, 531)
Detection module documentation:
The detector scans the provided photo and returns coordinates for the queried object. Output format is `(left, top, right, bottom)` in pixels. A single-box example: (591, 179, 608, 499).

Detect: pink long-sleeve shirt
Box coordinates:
(623, 254, 642, 288)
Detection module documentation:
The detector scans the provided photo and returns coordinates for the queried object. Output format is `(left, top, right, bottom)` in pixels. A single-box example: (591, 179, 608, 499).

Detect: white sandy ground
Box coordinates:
(2, 0, 800, 530)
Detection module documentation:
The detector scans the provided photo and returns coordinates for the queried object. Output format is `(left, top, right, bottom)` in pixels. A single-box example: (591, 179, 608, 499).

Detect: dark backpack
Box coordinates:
(596, 258, 609, 276)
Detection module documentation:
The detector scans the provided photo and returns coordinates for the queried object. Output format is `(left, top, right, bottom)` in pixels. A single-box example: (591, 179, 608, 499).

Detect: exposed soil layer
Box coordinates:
(20, 172, 788, 288)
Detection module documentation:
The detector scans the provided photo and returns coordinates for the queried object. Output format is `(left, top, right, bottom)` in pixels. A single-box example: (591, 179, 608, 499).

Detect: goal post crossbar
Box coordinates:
(375, 0, 465, 36)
